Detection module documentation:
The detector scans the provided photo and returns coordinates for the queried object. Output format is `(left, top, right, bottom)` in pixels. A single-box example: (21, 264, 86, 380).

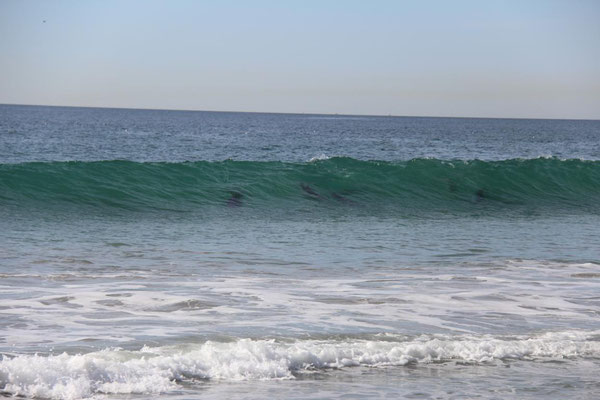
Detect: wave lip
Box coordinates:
(1, 331, 599, 399)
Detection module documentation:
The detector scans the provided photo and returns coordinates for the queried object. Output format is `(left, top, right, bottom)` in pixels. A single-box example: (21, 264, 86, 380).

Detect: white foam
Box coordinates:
(1, 331, 599, 399)
(308, 154, 330, 162)
(3, 260, 600, 348)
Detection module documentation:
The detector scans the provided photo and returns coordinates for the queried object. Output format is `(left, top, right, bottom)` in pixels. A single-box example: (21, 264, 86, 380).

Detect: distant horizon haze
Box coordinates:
(2, 102, 599, 122)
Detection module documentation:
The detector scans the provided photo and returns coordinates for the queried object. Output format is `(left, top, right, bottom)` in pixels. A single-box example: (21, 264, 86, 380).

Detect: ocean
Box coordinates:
(1, 104, 599, 399)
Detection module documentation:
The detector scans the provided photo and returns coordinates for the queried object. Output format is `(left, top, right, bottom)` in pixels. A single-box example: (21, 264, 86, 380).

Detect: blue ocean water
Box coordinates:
(1, 104, 599, 399)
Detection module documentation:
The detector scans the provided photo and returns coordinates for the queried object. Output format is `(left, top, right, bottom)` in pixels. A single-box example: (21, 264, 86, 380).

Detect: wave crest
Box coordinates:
(1, 331, 599, 399)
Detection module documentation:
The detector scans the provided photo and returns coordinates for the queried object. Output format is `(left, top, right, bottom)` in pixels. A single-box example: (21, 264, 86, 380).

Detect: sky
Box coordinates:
(1, 0, 599, 119)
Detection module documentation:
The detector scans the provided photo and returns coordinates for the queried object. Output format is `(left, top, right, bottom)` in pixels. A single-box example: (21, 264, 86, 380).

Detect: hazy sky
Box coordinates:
(1, 0, 599, 119)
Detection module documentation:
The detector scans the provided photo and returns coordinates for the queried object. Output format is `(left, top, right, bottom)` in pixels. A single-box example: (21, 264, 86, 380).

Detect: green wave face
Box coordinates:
(1, 158, 599, 215)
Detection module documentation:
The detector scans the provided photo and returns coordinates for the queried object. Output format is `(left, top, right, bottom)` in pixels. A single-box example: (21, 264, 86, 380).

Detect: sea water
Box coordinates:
(0, 104, 599, 399)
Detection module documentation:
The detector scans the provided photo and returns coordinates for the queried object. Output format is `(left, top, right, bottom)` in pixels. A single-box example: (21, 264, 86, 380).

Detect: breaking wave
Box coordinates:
(1, 157, 599, 214)
(1, 331, 599, 399)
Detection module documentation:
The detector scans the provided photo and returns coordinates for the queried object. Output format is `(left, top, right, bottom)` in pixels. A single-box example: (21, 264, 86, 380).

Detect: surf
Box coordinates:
(1, 331, 599, 399)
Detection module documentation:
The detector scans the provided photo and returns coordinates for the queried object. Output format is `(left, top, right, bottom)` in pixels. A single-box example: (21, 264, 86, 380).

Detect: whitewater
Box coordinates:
(1, 105, 599, 399)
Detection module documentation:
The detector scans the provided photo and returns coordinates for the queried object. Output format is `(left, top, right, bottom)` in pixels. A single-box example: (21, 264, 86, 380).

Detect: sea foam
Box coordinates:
(1, 331, 599, 399)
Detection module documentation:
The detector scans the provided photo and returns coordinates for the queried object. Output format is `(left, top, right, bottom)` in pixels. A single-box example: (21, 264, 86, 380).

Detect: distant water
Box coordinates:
(1, 104, 599, 399)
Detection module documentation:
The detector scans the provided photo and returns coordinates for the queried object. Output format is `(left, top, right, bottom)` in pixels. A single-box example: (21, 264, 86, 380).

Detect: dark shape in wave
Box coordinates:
(1, 157, 599, 215)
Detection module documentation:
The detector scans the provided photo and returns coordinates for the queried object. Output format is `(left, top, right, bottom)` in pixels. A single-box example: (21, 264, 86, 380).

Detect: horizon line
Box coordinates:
(1, 102, 599, 122)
